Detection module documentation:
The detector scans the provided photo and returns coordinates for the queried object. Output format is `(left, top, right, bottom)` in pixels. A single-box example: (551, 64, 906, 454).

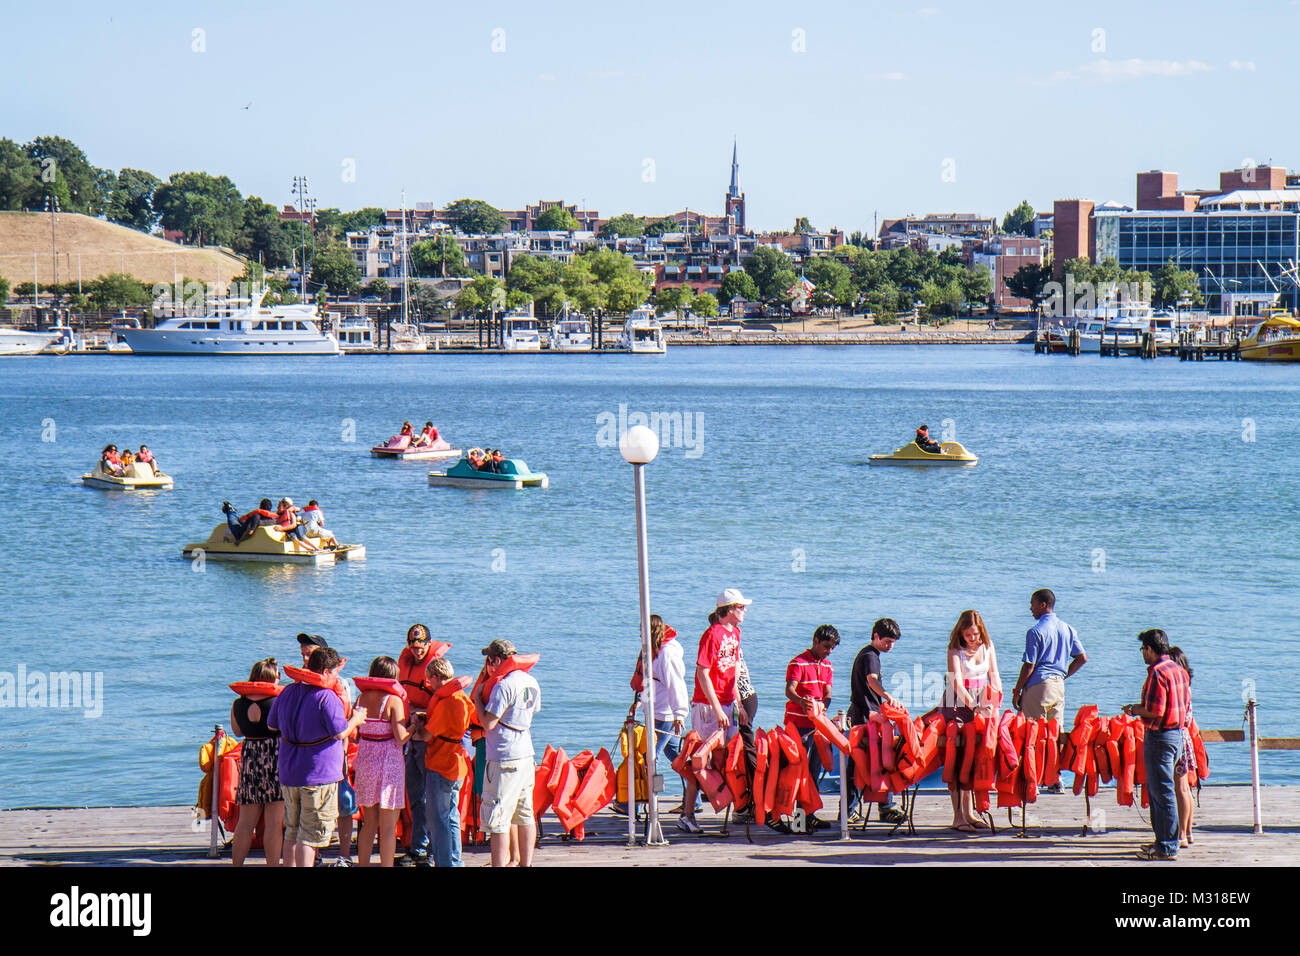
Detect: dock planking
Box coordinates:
(2, 785, 1296, 867)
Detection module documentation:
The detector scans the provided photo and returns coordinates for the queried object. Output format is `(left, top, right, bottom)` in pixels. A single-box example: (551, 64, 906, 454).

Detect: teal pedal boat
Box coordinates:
(427, 457, 550, 489)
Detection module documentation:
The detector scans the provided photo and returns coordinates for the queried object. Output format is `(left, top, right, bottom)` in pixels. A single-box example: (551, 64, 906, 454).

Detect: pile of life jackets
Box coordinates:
(196, 731, 242, 832)
(532, 746, 619, 840)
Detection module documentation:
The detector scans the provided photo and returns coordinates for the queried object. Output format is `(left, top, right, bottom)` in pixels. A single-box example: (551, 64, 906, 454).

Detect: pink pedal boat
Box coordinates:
(370, 433, 463, 461)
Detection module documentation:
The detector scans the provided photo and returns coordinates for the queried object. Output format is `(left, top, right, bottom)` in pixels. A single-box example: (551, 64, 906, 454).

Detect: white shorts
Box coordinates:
(481, 757, 536, 834)
(691, 702, 739, 743)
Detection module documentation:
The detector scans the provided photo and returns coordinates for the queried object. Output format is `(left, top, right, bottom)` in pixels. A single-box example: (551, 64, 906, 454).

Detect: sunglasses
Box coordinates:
(408, 638, 429, 646)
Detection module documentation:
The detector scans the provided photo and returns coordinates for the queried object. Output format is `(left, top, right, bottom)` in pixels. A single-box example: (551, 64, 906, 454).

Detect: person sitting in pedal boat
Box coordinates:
(915, 424, 943, 454)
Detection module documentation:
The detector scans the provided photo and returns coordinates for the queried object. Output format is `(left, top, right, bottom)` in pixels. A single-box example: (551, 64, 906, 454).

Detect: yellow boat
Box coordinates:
(181, 524, 366, 566)
(82, 461, 173, 491)
(868, 440, 978, 467)
(1239, 312, 1300, 362)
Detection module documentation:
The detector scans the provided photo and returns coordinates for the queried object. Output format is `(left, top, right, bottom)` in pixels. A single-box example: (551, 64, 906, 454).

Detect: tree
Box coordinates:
(308, 240, 361, 296)
(23, 136, 112, 214)
(794, 216, 816, 234)
(410, 236, 467, 277)
(89, 272, 151, 311)
(403, 280, 446, 321)
(443, 198, 507, 235)
(693, 292, 718, 319)
(1152, 259, 1204, 308)
(1001, 200, 1035, 236)
(533, 206, 580, 231)
(598, 213, 645, 238)
(0, 139, 39, 209)
(154, 171, 245, 245)
(717, 270, 759, 306)
(236, 196, 296, 268)
(643, 218, 675, 237)
(315, 207, 386, 240)
(743, 246, 796, 302)
(366, 279, 391, 300)
(958, 266, 992, 313)
(652, 285, 693, 318)
(1004, 262, 1053, 313)
(804, 257, 854, 308)
(456, 274, 505, 315)
(0, 276, 9, 308)
(106, 168, 161, 232)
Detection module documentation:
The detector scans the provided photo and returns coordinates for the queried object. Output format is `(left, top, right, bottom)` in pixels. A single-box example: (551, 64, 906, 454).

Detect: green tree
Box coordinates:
(804, 257, 854, 308)
(716, 270, 759, 306)
(742, 246, 796, 302)
(958, 266, 993, 312)
(89, 272, 151, 311)
(1004, 262, 1053, 313)
(1001, 199, 1035, 236)
(598, 213, 645, 238)
(1152, 259, 1204, 308)
(643, 218, 675, 237)
(410, 236, 467, 277)
(794, 216, 815, 234)
(456, 274, 505, 315)
(154, 171, 245, 245)
(0, 139, 39, 209)
(236, 196, 296, 267)
(443, 198, 507, 235)
(693, 292, 718, 318)
(533, 206, 580, 231)
(308, 240, 361, 296)
(366, 279, 391, 300)
(23, 136, 112, 214)
(315, 207, 386, 239)
(0, 276, 10, 308)
(106, 168, 161, 231)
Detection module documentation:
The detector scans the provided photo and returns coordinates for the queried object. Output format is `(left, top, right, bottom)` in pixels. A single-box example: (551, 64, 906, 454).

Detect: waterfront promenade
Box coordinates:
(2, 785, 1294, 866)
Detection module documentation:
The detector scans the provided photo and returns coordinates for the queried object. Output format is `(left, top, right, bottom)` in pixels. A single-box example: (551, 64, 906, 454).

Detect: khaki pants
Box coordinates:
(1021, 676, 1064, 723)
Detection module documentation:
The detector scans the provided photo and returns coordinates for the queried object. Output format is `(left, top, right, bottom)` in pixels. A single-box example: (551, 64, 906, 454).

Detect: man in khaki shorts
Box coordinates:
(1012, 589, 1086, 793)
(474, 638, 542, 867)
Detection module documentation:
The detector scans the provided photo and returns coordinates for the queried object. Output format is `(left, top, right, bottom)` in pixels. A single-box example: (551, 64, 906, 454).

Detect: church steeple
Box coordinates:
(724, 139, 745, 234)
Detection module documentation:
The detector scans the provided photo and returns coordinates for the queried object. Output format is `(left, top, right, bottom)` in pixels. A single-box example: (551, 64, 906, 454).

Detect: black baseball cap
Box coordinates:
(297, 632, 328, 648)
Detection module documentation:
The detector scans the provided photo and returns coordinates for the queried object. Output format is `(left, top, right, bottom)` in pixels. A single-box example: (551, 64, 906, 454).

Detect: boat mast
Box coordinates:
(401, 190, 409, 329)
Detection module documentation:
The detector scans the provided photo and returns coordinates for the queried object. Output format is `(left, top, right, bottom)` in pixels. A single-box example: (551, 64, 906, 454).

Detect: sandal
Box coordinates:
(952, 823, 977, 833)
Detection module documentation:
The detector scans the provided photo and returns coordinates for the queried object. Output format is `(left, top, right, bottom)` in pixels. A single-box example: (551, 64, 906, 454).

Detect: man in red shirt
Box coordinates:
(785, 625, 840, 828)
(679, 588, 751, 835)
(1122, 628, 1191, 861)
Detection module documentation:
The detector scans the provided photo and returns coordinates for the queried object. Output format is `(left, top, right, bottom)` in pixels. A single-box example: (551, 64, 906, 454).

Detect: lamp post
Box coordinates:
(619, 424, 666, 847)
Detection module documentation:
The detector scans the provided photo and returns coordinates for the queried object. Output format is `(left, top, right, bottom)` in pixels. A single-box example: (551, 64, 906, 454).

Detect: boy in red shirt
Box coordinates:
(785, 625, 840, 826)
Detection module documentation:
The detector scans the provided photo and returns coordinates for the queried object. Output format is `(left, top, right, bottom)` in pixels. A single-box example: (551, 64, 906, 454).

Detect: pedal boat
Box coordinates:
(181, 524, 366, 566)
(427, 457, 549, 489)
(371, 434, 462, 461)
(82, 461, 174, 490)
(868, 440, 978, 467)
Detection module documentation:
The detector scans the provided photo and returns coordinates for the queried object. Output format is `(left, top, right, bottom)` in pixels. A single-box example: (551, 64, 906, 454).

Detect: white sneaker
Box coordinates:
(677, 815, 702, 834)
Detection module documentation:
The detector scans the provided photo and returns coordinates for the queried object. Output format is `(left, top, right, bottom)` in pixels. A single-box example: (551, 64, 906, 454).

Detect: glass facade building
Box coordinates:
(1095, 211, 1300, 312)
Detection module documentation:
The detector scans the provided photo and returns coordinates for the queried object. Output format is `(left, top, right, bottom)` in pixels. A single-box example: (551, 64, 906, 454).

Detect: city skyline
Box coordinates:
(2, 1, 1298, 231)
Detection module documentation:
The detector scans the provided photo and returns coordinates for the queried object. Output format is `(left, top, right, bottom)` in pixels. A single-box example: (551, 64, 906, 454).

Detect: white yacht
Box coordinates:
(106, 317, 141, 353)
(115, 289, 341, 355)
(621, 305, 666, 353)
(0, 327, 59, 355)
(502, 308, 541, 352)
(547, 315, 593, 352)
(337, 316, 376, 353)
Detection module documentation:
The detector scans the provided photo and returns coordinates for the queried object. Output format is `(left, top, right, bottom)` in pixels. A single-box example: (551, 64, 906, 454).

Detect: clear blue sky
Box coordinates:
(3, 0, 1297, 231)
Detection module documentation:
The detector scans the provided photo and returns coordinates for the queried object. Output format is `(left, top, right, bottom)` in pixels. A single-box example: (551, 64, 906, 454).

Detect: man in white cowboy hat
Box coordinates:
(679, 587, 752, 834)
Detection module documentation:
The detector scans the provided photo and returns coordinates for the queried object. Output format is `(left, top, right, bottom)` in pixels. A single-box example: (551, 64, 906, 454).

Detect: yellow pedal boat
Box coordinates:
(181, 524, 366, 566)
(868, 440, 978, 467)
(82, 461, 173, 490)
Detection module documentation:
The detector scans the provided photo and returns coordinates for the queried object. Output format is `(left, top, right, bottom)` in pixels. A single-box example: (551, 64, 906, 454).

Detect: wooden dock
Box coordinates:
(2, 784, 1295, 867)
(1035, 328, 1242, 360)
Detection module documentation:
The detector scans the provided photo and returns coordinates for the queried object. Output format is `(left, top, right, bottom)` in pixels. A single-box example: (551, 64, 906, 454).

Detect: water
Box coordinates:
(1, 346, 1295, 808)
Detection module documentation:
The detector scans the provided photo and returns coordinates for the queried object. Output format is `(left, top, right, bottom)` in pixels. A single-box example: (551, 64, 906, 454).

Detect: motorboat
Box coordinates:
(502, 309, 542, 352)
(82, 459, 173, 490)
(182, 523, 365, 566)
(1239, 312, 1300, 361)
(868, 441, 978, 467)
(622, 306, 666, 353)
(42, 323, 82, 354)
(337, 316, 376, 353)
(428, 457, 549, 489)
(0, 327, 59, 356)
(547, 316, 593, 352)
(115, 288, 341, 355)
(371, 432, 462, 461)
(106, 317, 140, 353)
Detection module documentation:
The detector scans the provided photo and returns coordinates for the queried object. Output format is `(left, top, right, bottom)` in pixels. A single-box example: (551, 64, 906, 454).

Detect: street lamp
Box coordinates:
(619, 424, 666, 847)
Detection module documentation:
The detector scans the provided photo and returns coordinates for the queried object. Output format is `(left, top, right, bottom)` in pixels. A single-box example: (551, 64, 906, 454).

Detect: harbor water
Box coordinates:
(1, 345, 1296, 809)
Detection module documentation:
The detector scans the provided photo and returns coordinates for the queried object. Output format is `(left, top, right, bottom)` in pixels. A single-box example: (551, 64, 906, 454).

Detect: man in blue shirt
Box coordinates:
(1012, 589, 1086, 793)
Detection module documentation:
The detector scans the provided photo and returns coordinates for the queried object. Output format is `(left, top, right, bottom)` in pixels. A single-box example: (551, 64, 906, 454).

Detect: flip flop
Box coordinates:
(951, 823, 977, 833)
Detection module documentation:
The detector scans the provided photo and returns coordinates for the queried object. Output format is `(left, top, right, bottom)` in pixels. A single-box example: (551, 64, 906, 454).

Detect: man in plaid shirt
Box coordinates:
(1123, 628, 1191, 861)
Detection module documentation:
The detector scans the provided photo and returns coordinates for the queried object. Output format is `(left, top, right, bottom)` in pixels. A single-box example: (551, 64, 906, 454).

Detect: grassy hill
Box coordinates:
(0, 212, 246, 288)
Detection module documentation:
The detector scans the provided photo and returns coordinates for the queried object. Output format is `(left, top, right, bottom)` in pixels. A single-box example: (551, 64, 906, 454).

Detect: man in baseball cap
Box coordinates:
(475, 637, 541, 866)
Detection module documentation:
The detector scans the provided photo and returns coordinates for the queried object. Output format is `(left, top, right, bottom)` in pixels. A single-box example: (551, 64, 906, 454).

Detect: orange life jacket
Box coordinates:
(629, 627, 676, 692)
(533, 746, 559, 821)
(763, 729, 782, 818)
(1117, 720, 1137, 806)
(723, 733, 751, 813)
(398, 643, 450, 710)
(772, 728, 802, 817)
(229, 681, 283, 698)
(1041, 718, 1061, 786)
(808, 702, 851, 755)
(1189, 717, 1210, 781)
(752, 733, 770, 825)
(568, 748, 617, 827)
(786, 723, 822, 815)
(877, 714, 897, 773)
(1022, 717, 1041, 799)
(551, 752, 589, 833)
(479, 653, 540, 703)
(694, 746, 733, 813)
(671, 731, 702, 779)
(958, 719, 978, 788)
(353, 676, 407, 699)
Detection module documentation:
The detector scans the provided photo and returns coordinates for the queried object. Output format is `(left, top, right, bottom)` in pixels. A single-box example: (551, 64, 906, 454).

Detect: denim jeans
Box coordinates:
(1143, 727, 1181, 855)
(652, 719, 681, 765)
(425, 769, 463, 867)
(404, 739, 428, 853)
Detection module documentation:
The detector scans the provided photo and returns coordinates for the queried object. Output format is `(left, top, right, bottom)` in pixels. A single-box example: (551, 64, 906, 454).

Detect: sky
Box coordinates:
(2, 0, 1298, 232)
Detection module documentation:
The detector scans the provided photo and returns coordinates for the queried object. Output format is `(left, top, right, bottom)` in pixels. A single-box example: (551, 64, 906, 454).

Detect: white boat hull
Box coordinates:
(427, 474, 549, 489)
(0, 330, 60, 355)
(371, 447, 463, 461)
(117, 331, 341, 355)
(82, 474, 174, 490)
